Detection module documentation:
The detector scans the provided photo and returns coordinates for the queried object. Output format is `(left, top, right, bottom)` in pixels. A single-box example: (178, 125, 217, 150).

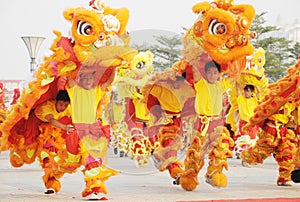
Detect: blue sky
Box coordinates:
(0, 0, 299, 80)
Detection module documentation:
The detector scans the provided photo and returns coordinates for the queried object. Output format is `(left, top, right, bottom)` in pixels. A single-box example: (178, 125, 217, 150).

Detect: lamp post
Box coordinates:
(21, 36, 45, 73)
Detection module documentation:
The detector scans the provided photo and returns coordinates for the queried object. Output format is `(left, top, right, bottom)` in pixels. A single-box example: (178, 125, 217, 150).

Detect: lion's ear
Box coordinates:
(229, 4, 255, 19)
(146, 51, 154, 62)
(192, 2, 211, 14)
(63, 8, 76, 21)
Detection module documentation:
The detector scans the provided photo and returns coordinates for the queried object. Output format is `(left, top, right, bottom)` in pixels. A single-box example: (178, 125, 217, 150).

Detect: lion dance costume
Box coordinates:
(166, 0, 257, 191)
(241, 58, 300, 186)
(0, 0, 136, 198)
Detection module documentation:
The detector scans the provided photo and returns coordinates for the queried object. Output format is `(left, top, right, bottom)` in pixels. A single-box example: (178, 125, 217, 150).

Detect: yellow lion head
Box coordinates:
(238, 47, 267, 87)
(129, 51, 154, 78)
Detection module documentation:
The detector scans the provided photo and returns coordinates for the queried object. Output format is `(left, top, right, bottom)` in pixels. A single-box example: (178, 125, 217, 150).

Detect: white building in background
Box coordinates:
(266, 15, 300, 43)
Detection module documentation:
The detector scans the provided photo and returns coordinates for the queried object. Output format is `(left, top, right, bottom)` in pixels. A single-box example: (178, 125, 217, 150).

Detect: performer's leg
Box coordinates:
(41, 155, 62, 194)
(275, 129, 297, 186)
(80, 133, 117, 199)
(205, 126, 234, 188)
(179, 129, 204, 191)
(241, 128, 275, 165)
(81, 154, 117, 198)
(152, 125, 183, 179)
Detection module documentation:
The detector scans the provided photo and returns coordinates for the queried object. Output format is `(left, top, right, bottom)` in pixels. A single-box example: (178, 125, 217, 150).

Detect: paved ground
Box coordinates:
(1, 149, 300, 202)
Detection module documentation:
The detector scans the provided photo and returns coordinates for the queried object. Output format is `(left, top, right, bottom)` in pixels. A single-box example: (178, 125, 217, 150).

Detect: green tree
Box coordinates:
(131, 43, 152, 53)
(289, 42, 300, 60)
(150, 35, 182, 71)
(132, 34, 183, 72)
(251, 12, 296, 82)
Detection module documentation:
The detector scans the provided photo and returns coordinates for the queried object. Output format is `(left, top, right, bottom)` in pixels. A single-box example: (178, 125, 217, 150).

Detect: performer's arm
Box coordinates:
(57, 76, 67, 90)
(191, 65, 202, 83)
(102, 68, 117, 91)
(67, 76, 76, 88)
(255, 86, 261, 100)
(45, 114, 74, 133)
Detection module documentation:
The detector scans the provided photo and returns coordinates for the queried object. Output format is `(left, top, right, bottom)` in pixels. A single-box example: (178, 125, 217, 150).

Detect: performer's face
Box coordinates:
(55, 100, 70, 113)
(244, 88, 254, 99)
(80, 72, 95, 90)
(205, 67, 219, 84)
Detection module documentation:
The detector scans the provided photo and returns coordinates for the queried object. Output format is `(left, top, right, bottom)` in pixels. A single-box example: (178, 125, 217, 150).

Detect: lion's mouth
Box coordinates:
(218, 45, 230, 53)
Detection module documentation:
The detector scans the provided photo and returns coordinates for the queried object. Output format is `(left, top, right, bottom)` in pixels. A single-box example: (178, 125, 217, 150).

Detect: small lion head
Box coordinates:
(130, 51, 154, 78)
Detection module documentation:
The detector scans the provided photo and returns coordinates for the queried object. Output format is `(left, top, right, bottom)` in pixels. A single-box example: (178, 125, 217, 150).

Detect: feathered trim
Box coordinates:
(10, 140, 39, 165)
(244, 59, 300, 132)
(128, 131, 153, 166)
(82, 167, 118, 196)
(0, 110, 7, 124)
(38, 124, 82, 175)
(152, 125, 182, 171)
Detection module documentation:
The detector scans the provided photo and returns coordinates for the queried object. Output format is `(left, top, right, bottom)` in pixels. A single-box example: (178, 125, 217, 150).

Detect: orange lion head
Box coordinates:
(182, 0, 256, 75)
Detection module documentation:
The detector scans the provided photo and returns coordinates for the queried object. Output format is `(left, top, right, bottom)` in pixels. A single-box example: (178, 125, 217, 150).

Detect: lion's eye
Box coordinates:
(209, 20, 226, 35)
(136, 61, 145, 69)
(98, 33, 106, 40)
(77, 21, 93, 36)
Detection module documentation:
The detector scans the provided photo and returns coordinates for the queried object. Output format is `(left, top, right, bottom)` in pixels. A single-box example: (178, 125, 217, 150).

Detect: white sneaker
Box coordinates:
(87, 192, 100, 200)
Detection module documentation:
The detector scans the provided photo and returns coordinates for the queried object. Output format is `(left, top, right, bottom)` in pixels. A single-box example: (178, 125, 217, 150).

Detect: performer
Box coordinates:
(7, 90, 77, 194)
(66, 64, 117, 200)
(234, 84, 260, 160)
(142, 68, 195, 180)
(0, 1, 134, 199)
(111, 50, 154, 159)
(34, 90, 80, 194)
(8, 88, 68, 166)
(178, 60, 235, 190)
(167, 0, 257, 191)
